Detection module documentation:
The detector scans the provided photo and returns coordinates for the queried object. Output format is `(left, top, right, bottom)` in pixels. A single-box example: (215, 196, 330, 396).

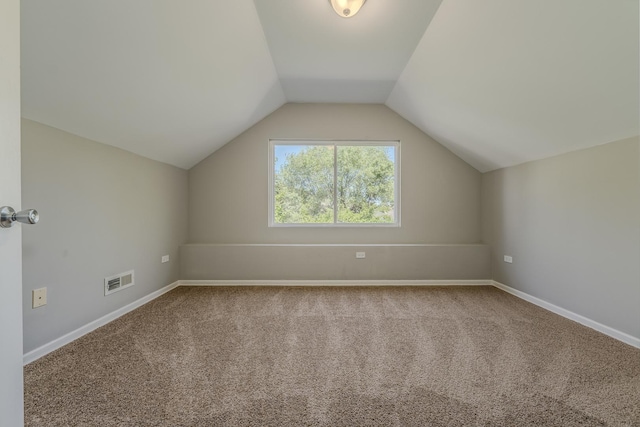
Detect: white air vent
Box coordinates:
(104, 270, 135, 296)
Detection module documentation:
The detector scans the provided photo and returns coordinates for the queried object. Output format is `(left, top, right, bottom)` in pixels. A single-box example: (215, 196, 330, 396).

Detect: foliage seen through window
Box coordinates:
(272, 143, 398, 225)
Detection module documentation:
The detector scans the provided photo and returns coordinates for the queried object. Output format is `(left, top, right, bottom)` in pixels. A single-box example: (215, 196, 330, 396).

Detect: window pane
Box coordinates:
(274, 145, 334, 223)
(336, 145, 395, 223)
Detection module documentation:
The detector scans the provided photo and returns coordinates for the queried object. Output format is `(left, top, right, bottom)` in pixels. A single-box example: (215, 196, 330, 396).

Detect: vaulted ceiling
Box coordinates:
(21, 0, 639, 171)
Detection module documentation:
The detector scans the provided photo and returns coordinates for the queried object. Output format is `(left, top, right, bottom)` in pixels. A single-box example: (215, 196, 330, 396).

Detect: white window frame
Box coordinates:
(268, 139, 401, 227)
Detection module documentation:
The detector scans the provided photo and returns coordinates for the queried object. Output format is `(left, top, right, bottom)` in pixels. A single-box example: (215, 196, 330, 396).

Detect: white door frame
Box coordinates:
(0, 0, 25, 425)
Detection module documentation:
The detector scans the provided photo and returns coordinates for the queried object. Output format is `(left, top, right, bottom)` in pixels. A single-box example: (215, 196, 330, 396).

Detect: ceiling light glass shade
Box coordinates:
(329, 0, 366, 18)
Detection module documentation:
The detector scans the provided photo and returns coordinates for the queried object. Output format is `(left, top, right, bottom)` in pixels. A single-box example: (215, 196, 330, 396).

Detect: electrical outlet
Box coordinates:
(356, 252, 366, 259)
(32, 287, 47, 308)
(161, 255, 170, 263)
(504, 255, 513, 263)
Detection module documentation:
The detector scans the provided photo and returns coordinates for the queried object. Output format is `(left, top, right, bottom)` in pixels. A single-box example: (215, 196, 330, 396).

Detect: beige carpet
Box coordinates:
(24, 286, 640, 426)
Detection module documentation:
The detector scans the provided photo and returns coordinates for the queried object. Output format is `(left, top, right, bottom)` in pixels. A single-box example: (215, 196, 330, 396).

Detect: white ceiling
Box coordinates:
(21, 0, 639, 171)
(21, 0, 285, 169)
(387, 0, 640, 172)
(253, 0, 442, 103)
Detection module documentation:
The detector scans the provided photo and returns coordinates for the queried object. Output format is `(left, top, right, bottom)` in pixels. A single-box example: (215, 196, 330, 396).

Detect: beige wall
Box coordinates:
(21, 119, 189, 353)
(181, 244, 490, 281)
(482, 137, 640, 338)
(189, 103, 481, 244)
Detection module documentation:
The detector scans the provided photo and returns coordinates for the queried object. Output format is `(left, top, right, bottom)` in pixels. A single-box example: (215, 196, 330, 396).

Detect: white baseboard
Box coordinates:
(492, 281, 640, 349)
(23, 281, 180, 365)
(179, 279, 493, 286)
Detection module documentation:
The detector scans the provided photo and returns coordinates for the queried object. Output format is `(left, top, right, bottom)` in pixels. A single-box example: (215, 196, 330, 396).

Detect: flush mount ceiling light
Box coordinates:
(329, 0, 367, 18)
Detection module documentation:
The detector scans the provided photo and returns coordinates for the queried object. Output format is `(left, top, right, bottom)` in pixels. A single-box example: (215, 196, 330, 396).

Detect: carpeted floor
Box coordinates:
(24, 286, 640, 426)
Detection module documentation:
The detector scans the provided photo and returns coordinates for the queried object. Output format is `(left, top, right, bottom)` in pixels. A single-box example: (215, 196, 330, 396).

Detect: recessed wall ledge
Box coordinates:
(180, 243, 490, 281)
(182, 243, 488, 247)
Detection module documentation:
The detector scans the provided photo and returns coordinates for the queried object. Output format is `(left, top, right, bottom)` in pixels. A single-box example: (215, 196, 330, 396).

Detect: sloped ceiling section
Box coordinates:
(21, 0, 285, 169)
(387, 0, 640, 172)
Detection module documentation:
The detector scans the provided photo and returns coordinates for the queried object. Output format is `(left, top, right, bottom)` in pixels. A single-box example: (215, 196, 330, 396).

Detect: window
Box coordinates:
(269, 140, 400, 226)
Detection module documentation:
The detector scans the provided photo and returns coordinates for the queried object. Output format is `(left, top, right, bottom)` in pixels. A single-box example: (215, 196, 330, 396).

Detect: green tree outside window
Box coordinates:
(273, 143, 397, 225)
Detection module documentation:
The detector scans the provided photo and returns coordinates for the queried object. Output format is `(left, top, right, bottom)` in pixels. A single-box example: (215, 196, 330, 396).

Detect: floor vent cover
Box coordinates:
(104, 270, 135, 296)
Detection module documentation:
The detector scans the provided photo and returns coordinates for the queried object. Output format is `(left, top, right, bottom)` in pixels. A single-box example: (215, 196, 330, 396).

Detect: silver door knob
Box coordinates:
(0, 206, 39, 228)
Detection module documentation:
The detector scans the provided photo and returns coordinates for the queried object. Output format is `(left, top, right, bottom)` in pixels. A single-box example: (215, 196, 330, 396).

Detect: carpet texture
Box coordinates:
(24, 286, 640, 426)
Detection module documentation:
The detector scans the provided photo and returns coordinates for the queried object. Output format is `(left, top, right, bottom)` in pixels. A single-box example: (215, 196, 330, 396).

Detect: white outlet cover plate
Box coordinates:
(162, 255, 170, 263)
(504, 255, 513, 263)
(356, 252, 366, 259)
(32, 287, 47, 308)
